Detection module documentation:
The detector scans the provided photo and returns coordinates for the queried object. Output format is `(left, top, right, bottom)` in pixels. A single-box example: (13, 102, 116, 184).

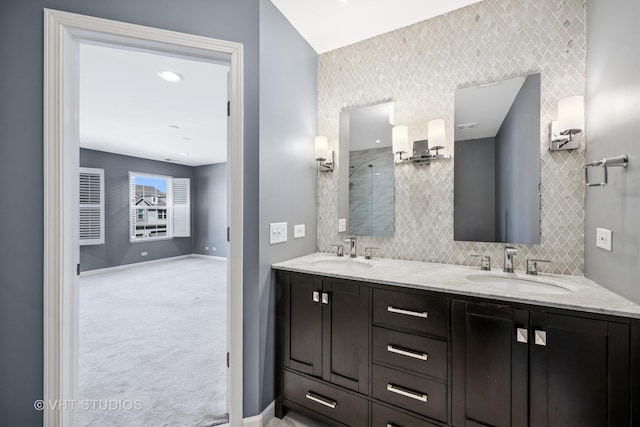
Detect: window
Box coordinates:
(129, 172, 190, 242)
(79, 167, 105, 245)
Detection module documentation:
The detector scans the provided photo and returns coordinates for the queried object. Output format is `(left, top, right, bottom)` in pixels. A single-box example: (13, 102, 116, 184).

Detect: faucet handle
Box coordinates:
(471, 254, 491, 271)
(364, 247, 379, 260)
(526, 259, 550, 275)
(503, 246, 518, 255)
(344, 237, 356, 243)
(330, 244, 344, 257)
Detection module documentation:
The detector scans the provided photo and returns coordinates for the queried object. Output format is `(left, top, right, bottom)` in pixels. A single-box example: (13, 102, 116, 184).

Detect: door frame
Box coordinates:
(43, 9, 244, 426)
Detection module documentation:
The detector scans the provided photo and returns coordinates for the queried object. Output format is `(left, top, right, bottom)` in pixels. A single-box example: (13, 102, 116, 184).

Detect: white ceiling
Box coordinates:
(79, 43, 229, 167)
(454, 76, 526, 141)
(271, 0, 483, 53)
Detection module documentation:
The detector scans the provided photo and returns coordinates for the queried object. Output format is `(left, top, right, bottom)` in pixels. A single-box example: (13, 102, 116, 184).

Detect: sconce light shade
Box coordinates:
(428, 119, 446, 148)
(558, 95, 584, 135)
(392, 126, 410, 154)
(315, 136, 328, 160)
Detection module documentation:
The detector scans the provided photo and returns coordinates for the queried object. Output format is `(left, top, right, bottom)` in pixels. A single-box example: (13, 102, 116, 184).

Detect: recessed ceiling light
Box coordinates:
(375, 139, 381, 144)
(158, 70, 183, 82)
(179, 152, 190, 156)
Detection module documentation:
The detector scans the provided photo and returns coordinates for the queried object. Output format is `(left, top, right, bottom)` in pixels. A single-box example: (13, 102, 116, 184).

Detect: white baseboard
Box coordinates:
(243, 400, 275, 427)
(79, 254, 192, 277)
(191, 253, 227, 262)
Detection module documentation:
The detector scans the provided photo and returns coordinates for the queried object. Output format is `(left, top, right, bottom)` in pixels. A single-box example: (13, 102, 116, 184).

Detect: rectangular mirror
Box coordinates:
(338, 101, 395, 237)
(454, 73, 541, 244)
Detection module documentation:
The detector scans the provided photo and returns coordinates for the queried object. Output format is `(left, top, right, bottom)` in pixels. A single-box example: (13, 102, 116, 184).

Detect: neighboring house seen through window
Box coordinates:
(129, 172, 190, 242)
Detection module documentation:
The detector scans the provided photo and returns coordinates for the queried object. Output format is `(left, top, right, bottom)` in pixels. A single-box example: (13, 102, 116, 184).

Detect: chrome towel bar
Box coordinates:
(585, 154, 628, 187)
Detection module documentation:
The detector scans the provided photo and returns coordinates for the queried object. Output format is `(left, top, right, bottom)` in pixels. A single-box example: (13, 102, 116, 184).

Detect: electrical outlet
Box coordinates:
(338, 218, 347, 233)
(141, 251, 148, 257)
(596, 228, 612, 252)
(294, 224, 305, 238)
(205, 246, 209, 251)
(211, 247, 216, 251)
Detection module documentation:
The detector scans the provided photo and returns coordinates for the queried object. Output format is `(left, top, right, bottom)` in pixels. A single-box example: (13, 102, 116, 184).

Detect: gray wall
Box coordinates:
(193, 163, 228, 258)
(585, 0, 640, 303)
(258, 0, 318, 411)
(454, 137, 496, 242)
(0, 0, 264, 422)
(80, 149, 195, 271)
(495, 73, 541, 244)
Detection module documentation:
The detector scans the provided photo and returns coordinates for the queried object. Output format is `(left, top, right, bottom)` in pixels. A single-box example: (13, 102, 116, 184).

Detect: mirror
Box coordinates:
(454, 73, 541, 244)
(338, 102, 395, 237)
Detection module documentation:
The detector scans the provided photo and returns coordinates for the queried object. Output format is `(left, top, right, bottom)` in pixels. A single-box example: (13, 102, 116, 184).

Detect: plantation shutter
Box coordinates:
(172, 178, 191, 237)
(79, 167, 105, 245)
(129, 172, 137, 240)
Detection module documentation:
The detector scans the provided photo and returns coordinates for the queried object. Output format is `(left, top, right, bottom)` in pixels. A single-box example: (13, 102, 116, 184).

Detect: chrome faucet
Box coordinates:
(345, 237, 357, 258)
(503, 246, 518, 273)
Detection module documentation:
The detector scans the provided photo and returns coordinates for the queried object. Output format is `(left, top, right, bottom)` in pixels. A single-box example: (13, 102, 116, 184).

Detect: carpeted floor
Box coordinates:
(79, 256, 228, 427)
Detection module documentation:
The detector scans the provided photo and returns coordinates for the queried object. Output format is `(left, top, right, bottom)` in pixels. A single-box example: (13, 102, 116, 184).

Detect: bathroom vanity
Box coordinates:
(273, 253, 640, 427)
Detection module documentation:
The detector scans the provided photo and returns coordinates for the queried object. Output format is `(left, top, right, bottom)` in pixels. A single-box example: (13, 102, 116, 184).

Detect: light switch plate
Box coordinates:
(294, 224, 305, 238)
(596, 227, 612, 251)
(270, 222, 288, 244)
(338, 218, 347, 233)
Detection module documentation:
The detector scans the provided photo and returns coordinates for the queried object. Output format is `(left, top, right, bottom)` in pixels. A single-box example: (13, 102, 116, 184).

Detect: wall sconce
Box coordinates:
(315, 136, 334, 172)
(392, 125, 412, 162)
(549, 95, 584, 151)
(407, 119, 451, 165)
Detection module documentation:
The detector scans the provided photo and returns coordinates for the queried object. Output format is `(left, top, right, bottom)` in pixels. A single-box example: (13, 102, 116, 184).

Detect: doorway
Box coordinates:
(43, 9, 244, 427)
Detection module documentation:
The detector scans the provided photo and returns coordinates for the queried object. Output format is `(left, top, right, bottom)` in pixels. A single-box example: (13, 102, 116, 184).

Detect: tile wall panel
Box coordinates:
(317, 0, 586, 274)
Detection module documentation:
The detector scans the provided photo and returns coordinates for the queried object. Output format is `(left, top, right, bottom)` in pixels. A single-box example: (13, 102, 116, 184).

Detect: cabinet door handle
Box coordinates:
(534, 330, 547, 346)
(322, 292, 330, 305)
(516, 327, 528, 343)
(305, 392, 337, 409)
(387, 306, 428, 318)
(387, 424, 400, 427)
(386, 383, 428, 402)
(387, 344, 429, 361)
(312, 291, 320, 303)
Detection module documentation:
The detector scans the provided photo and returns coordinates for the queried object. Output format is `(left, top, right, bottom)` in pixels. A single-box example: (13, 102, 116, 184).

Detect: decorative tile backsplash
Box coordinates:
(317, 0, 586, 275)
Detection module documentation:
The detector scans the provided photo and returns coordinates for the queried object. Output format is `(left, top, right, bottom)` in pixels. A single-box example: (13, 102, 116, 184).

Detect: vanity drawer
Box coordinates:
(283, 370, 368, 426)
(371, 403, 440, 427)
(372, 326, 447, 381)
(372, 364, 447, 422)
(373, 288, 448, 337)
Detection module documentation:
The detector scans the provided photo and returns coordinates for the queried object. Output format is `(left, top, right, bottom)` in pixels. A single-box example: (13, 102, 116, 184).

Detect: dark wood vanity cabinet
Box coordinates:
(276, 269, 638, 427)
(452, 300, 632, 427)
(278, 272, 370, 425)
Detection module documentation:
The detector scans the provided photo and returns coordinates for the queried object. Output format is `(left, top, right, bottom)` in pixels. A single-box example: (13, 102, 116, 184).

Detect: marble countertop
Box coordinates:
(272, 252, 640, 319)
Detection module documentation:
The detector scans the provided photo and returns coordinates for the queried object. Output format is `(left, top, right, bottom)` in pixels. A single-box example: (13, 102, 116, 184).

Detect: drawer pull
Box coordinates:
(387, 383, 428, 403)
(387, 344, 429, 361)
(388, 306, 429, 318)
(387, 424, 400, 427)
(305, 392, 337, 409)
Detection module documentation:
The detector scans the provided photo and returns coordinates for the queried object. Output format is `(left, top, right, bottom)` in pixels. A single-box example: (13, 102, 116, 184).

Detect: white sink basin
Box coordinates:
(310, 258, 373, 270)
(466, 274, 573, 295)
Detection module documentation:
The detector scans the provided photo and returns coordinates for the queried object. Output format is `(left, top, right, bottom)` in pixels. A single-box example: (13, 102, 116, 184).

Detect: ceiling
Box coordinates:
(79, 43, 229, 167)
(271, 0, 483, 53)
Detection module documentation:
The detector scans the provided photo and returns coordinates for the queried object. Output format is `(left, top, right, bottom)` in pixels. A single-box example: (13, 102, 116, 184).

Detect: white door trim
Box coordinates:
(43, 9, 244, 427)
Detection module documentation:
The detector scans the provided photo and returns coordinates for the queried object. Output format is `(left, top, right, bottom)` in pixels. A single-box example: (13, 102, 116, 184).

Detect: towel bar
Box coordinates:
(585, 154, 628, 187)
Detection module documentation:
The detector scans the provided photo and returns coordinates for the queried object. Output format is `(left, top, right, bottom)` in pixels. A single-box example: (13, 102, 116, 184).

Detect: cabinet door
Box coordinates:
(284, 274, 323, 377)
(529, 312, 630, 427)
(452, 300, 529, 427)
(322, 279, 370, 394)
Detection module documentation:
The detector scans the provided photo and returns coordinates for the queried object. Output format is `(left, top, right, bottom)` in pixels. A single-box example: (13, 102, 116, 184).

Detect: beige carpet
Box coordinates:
(79, 256, 228, 426)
